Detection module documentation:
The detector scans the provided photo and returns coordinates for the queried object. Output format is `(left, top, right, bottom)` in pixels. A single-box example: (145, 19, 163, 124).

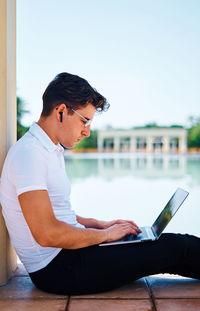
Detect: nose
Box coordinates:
(82, 125, 91, 137)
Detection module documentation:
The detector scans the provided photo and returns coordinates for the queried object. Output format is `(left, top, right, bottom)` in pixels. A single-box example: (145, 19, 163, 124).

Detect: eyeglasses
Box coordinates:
(56, 105, 92, 127)
(71, 108, 92, 127)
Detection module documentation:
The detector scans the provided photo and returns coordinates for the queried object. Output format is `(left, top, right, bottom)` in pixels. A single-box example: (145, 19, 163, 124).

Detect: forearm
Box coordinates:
(76, 215, 102, 229)
(43, 219, 107, 249)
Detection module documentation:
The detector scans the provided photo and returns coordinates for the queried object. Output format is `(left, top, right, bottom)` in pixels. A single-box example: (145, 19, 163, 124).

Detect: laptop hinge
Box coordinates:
(151, 226, 158, 239)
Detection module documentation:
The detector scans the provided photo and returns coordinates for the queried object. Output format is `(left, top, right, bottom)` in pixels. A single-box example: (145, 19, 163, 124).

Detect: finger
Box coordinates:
(123, 223, 141, 233)
(127, 221, 141, 232)
(119, 224, 138, 236)
(126, 228, 138, 236)
(133, 226, 141, 233)
(117, 219, 140, 230)
(127, 220, 140, 228)
(133, 226, 142, 233)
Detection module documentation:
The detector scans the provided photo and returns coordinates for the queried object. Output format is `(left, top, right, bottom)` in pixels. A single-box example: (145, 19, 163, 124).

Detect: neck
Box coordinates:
(37, 116, 59, 145)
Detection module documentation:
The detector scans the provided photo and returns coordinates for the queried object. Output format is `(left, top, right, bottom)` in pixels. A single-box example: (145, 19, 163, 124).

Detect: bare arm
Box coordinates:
(18, 190, 138, 249)
(76, 215, 102, 228)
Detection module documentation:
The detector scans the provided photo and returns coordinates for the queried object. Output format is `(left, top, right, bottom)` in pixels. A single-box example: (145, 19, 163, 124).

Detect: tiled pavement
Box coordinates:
(0, 264, 200, 310)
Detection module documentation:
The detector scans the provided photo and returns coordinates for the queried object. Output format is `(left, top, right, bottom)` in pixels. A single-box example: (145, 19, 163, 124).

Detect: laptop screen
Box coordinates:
(152, 188, 189, 237)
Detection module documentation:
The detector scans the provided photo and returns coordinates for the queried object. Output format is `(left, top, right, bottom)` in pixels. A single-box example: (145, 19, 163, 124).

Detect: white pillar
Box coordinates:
(0, 0, 17, 286)
(146, 136, 153, 152)
(97, 133, 103, 152)
(130, 136, 136, 152)
(179, 135, 187, 153)
(162, 136, 170, 153)
(114, 136, 120, 152)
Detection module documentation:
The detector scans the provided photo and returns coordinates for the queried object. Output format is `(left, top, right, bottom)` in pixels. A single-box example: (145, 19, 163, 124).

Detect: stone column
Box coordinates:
(97, 133, 103, 152)
(162, 136, 170, 153)
(130, 136, 136, 152)
(114, 136, 120, 152)
(179, 135, 187, 153)
(0, 0, 17, 286)
(146, 136, 153, 153)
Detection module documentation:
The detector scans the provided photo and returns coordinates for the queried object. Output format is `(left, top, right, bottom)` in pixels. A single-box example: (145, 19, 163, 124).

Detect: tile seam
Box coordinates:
(155, 297, 200, 300)
(0, 297, 68, 300)
(144, 278, 157, 311)
(70, 297, 150, 300)
(65, 296, 71, 311)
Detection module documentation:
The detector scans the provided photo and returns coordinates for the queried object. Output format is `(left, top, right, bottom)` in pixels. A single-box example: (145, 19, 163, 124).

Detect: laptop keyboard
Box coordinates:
(122, 227, 149, 241)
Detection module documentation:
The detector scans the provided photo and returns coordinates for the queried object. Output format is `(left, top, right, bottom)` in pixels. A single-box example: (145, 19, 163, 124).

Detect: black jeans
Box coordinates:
(29, 233, 200, 295)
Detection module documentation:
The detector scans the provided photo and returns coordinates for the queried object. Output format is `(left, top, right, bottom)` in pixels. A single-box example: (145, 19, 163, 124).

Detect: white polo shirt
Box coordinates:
(0, 122, 84, 273)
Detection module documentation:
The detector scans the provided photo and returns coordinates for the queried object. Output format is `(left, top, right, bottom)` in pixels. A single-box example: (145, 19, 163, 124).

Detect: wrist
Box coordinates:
(101, 228, 109, 242)
(94, 219, 104, 229)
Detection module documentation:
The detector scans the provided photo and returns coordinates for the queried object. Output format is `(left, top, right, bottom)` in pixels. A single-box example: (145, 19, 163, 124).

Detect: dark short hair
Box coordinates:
(41, 72, 110, 116)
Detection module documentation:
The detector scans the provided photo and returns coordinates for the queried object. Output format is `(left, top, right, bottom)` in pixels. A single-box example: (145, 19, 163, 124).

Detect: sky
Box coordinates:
(17, 0, 200, 130)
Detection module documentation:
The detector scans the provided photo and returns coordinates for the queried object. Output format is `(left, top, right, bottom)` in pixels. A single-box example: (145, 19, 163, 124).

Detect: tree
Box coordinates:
(188, 123, 200, 148)
(144, 122, 158, 128)
(17, 96, 30, 140)
(74, 130, 98, 149)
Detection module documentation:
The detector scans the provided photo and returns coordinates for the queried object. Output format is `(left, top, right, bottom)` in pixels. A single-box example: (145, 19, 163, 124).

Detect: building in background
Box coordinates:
(98, 128, 187, 153)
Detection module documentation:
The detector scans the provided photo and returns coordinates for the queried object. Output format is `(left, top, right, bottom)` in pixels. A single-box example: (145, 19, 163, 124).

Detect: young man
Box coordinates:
(0, 72, 200, 295)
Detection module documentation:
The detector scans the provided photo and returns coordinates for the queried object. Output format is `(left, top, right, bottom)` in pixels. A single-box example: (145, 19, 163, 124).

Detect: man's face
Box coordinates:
(58, 103, 96, 149)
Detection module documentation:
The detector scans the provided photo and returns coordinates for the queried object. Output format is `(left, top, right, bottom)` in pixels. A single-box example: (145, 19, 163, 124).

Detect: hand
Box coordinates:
(104, 222, 141, 243)
(99, 219, 141, 231)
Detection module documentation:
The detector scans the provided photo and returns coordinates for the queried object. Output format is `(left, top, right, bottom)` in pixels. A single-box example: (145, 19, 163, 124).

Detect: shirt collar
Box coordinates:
(29, 122, 64, 153)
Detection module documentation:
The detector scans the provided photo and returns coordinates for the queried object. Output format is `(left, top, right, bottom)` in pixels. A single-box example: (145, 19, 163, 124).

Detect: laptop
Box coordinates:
(99, 187, 189, 246)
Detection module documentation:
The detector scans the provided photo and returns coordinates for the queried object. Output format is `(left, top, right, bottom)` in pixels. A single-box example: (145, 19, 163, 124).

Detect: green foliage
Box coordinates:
(169, 124, 183, 128)
(133, 123, 183, 129)
(74, 130, 97, 149)
(144, 122, 159, 128)
(188, 123, 200, 148)
(187, 115, 200, 128)
(17, 96, 30, 140)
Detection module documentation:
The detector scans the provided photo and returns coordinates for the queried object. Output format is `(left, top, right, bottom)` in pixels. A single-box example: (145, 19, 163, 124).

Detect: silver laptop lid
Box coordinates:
(152, 188, 189, 238)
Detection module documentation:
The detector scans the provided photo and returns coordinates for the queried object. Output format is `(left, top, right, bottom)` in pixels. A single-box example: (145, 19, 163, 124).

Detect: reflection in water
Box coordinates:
(65, 158, 98, 181)
(65, 154, 200, 183)
(186, 158, 200, 185)
(103, 158, 115, 169)
(65, 153, 200, 237)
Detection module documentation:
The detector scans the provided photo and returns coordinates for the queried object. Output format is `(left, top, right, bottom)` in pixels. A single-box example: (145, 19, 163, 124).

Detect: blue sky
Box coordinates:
(17, 0, 200, 129)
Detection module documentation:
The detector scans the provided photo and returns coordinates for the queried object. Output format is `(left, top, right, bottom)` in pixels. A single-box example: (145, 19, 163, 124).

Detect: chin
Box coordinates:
(65, 142, 76, 149)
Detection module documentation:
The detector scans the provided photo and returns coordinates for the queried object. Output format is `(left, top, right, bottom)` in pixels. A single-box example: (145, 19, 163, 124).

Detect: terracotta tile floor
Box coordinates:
(0, 264, 200, 311)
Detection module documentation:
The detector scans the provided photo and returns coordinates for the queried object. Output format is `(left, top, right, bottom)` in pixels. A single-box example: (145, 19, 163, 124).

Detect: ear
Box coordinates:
(55, 103, 66, 112)
(55, 104, 66, 123)
(59, 111, 63, 122)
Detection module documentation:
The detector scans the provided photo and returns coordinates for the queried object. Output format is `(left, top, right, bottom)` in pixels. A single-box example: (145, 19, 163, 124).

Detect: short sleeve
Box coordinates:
(8, 145, 48, 196)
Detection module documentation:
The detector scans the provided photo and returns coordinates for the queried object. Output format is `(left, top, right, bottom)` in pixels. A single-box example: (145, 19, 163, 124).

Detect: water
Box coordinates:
(65, 153, 200, 238)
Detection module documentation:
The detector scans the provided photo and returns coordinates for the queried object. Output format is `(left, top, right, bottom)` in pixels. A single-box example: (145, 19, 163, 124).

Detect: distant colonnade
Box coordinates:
(98, 128, 187, 153)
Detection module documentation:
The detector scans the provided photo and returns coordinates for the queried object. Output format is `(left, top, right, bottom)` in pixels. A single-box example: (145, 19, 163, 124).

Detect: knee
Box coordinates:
(159, 233, 189, 258)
